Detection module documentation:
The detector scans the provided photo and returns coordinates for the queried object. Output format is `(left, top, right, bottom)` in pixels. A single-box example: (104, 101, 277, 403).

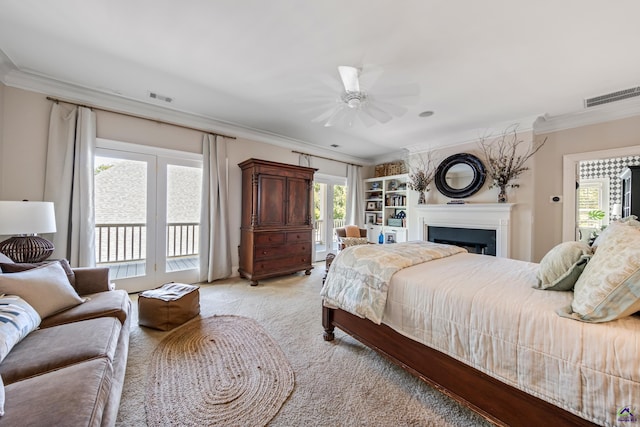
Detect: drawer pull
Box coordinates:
(262, 251, 268, 255)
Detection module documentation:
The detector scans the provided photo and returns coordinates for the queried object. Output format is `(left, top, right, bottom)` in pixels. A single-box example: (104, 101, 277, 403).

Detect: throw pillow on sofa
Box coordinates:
(0, 294, 41, 416)
(0, 259, 76, 289)
(0, 262, 85, 319)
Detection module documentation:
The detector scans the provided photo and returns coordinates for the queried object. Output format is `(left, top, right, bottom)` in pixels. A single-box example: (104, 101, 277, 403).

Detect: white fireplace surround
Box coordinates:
(415, 204, 515, 258)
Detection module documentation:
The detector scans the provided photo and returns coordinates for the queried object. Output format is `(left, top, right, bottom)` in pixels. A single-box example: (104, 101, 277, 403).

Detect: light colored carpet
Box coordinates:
(145, 315, 294, 426)
(117, 264, 492, 427)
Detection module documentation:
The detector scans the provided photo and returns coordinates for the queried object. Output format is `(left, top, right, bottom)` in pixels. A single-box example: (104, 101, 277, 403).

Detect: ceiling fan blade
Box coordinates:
(356, 109, 379, 127)
(368, 98, 409, 117)
(323, 104, 349, 127)
(338, 66, 360, 92)
(358, 65, 384, 90)
(311, 105, 341, 123)
(361, 103, 393, 124)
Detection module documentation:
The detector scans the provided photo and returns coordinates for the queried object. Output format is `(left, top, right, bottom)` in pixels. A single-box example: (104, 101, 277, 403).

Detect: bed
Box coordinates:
(321, 223, 640, 427)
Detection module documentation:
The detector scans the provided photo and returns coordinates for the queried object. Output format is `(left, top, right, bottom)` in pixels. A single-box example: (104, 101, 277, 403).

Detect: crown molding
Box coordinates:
(533, 97, 640, 135)
(1, 67, 371, 166)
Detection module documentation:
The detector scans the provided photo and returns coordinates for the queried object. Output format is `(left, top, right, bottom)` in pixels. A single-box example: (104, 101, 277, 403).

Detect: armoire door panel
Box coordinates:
(287, 177, 311, 226)
(257, 174, 286, 226)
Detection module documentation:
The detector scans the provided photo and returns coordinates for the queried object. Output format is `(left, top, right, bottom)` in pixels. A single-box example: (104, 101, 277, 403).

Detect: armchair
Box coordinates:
(335, 225, 368, 250)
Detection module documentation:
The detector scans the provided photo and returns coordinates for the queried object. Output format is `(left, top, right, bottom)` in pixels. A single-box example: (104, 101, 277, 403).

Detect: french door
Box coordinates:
(314, 174, 346, 261)
(94, 141, 202, 293)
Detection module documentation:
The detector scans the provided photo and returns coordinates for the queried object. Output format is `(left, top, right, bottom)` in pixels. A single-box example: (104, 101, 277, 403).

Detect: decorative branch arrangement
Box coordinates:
(477, 125, 547, 202)
(404, 151, 438, 203)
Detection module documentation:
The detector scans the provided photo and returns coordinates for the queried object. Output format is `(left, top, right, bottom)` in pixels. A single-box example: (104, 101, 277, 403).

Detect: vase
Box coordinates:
(497, 185, 507, 203)
(418, 191, 427, 204)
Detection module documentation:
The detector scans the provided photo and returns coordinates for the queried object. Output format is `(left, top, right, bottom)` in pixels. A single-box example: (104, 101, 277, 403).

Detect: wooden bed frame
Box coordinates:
(322, 305, 597, 427)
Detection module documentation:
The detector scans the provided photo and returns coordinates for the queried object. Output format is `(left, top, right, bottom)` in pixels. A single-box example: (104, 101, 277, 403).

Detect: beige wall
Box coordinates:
(533, 115, 640, 261)
(0, 86, 349, 270)
(5, 84, 639, 265)
(400, 131, 537, 261)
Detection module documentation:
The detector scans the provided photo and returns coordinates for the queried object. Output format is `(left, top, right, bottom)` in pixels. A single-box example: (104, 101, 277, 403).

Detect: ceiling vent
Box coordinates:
(148, 92, 173, 103)
(584, 86, 640, 108)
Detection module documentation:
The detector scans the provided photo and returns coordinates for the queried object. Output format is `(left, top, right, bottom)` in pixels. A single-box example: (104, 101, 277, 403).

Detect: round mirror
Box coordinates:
(434, 153, 486, 198)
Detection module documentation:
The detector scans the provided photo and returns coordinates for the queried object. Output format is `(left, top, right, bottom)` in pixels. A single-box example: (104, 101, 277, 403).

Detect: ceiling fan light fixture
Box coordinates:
(342, 91, 366, 109)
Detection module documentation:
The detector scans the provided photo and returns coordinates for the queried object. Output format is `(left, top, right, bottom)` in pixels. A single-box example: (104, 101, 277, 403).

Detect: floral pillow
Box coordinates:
(535, 241, 592, 291)
(558, 222, 640, 322)
(592, 216, 640, 250)
(342, 237, 369, 247)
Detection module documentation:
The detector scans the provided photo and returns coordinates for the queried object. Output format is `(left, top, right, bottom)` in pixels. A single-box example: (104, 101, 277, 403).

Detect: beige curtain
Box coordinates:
(199, 134, 232, 282)
(44, 104, 96, 267)
(345, 164, 364, 227)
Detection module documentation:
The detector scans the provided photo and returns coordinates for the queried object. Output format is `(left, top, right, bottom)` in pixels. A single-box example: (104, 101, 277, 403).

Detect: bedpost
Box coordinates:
(322, 305, 335, 341)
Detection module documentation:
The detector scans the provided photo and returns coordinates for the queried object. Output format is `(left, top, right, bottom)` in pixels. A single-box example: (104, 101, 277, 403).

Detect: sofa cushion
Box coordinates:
(0, 295, 41, 364)
(2, 358, 112, 426)
(0, 259, 76, 290)
(0, 262, 84, 319)
(40, 289, 130, 328)
(0, 317, 121, 385)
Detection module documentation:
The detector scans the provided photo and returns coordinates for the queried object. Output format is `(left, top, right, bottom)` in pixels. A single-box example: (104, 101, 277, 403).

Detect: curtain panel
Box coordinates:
(199, 134, 232, 282)
(44, 104, 96, 267)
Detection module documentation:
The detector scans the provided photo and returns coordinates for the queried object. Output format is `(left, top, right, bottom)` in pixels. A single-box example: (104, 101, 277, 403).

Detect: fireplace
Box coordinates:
(415, 203, 514, 258)
(427, 226, 496, 256)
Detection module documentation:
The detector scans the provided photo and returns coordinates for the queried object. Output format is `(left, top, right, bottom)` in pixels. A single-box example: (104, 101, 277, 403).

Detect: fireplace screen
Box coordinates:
(427, 226, 496, 256)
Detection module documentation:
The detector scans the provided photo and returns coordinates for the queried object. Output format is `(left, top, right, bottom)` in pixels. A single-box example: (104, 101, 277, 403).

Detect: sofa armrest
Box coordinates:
(72, 267, 113, 295)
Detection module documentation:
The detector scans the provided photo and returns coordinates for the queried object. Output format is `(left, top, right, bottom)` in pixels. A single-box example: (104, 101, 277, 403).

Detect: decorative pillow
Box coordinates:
(342, 237, 369, 247)
(558, 223, 640, 322)
(535, 241, 592, 291)
(0, 259, 76, 289)
(0, 295, 41, 363)
(344, 225, 362, 238)
(0, 254, 12, 264)
(0, 262, 84, 319)
(0, 373, 4, 417)
(592, 217, 640, 249)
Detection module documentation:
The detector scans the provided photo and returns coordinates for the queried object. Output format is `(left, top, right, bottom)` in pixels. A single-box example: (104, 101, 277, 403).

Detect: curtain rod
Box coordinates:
(46, 96, 236, 140)
(292, 150, 363, 167)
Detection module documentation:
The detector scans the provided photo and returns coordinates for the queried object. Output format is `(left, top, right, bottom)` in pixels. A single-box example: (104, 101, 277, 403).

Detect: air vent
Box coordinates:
(148, 92, 173, 103)
(585, 86, 640, 108)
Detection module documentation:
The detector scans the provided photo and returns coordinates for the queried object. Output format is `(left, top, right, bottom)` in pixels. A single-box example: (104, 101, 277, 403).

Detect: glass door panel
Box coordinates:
(165, 163, 202, 273)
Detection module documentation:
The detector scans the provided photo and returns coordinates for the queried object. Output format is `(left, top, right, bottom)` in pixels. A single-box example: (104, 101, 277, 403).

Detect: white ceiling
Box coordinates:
(1, 0, 640, 163)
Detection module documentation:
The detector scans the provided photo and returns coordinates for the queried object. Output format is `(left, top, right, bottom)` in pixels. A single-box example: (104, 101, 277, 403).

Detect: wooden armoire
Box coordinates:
(238, 159, 317, 286)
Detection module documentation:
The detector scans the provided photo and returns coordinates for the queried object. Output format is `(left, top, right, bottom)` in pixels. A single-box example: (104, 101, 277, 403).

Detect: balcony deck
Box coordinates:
(103, 256, 199, 280)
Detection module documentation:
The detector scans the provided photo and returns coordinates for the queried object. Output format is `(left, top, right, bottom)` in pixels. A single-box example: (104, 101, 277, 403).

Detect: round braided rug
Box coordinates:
(145, 315, 294, 426)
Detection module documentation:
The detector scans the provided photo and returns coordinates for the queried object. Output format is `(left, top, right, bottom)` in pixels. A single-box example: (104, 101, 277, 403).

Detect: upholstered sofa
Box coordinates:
(0, 258, 131, 427)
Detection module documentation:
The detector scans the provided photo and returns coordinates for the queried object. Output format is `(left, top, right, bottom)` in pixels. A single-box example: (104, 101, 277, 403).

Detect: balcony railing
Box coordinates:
(314, 218, 345, 244)
(95, 222, 199, 264)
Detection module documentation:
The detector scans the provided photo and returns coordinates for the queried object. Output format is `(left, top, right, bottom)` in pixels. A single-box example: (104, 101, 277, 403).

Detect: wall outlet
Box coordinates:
(550, 195, 563, 203)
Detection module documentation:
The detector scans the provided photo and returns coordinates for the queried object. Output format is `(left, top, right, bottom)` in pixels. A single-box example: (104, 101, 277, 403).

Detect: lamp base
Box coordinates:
(0, 235, 55, 263)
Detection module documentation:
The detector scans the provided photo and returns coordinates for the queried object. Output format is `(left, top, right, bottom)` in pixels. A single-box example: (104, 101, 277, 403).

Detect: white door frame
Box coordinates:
(314, 173, 347, 261)
(562, 145, 640, 241)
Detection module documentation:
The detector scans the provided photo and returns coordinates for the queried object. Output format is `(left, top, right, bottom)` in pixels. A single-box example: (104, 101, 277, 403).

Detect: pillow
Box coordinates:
(344, 225, 362, 238)
(592, 217, 640, 249)
(0, 262, 84, 319)
(534, 241, 592, 291)
(0, 374, 4, 417)
(0, 254, 12, 264)
(0, 259, 76, 289)
(0, 295, 41, 363)
(342, 237, 369, 247)
(558, 222, 640, 322)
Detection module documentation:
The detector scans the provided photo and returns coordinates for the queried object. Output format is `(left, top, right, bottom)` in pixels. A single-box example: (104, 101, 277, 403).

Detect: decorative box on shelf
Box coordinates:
(387, 218, 404, 227)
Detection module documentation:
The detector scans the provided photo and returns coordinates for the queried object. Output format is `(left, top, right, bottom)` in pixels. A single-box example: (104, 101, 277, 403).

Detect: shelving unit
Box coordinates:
(363, 174, 411, 243)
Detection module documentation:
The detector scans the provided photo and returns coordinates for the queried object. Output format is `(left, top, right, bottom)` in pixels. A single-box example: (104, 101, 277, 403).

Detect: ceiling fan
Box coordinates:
(311, 65, 419, 128)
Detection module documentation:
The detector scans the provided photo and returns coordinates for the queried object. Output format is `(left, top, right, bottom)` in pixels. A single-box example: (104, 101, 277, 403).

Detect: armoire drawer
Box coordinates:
(254, 242, 311, 260)
(253, 256, 311, 274)
(254, 232, 286, 245)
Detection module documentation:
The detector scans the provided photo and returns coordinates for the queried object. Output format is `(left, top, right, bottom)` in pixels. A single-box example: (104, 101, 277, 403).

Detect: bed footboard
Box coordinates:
(321, 305, 596, 427)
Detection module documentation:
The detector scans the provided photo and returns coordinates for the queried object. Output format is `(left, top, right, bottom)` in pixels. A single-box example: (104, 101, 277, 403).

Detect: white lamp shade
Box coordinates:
(0, 201, 57, 235)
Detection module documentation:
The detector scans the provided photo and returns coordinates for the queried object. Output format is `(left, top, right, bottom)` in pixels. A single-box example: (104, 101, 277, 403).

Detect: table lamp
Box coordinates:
(0, 201, 57, 263)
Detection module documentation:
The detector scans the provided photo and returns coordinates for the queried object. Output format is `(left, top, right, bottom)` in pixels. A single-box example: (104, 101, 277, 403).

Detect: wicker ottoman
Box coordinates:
(138, 283, 200, 331)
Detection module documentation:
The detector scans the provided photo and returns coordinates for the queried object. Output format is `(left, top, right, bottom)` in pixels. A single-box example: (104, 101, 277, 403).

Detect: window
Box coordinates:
(577, 178, 609, 229)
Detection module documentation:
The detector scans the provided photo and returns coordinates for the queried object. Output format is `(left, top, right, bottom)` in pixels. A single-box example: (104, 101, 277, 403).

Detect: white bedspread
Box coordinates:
(382, 252, 640, 427)
(320, 241, 465, 324)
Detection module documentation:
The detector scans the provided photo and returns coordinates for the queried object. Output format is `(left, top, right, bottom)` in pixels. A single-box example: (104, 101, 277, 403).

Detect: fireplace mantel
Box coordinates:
(414, 203, 515, 258)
